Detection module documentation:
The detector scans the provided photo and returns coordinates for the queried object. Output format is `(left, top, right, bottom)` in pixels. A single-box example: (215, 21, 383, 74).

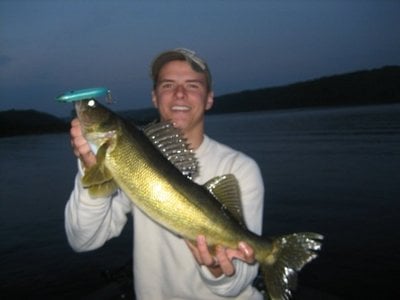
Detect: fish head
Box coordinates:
(75, 99, 118, 153)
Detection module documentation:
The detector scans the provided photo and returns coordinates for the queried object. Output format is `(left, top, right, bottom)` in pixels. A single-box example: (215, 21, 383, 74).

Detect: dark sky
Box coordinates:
(1, 0, 399, 117)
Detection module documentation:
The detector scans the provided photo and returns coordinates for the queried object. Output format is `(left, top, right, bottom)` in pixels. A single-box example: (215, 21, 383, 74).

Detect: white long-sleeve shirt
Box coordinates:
(65, 135, 265, 299)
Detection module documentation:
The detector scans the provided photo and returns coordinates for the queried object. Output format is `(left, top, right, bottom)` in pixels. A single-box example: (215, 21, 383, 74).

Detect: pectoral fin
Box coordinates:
(81, 142, 118, 197)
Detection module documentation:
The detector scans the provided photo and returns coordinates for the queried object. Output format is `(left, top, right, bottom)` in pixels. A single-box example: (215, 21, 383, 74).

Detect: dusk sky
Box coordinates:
(1, 0, 399, 117)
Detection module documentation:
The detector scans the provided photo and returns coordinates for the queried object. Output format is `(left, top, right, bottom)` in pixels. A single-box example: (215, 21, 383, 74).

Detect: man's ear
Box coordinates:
(205, 92, 214, 111)
(151, 91, 158, 108)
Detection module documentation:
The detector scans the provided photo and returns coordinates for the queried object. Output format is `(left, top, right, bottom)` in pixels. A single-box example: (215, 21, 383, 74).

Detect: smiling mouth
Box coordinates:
(172, 105, 190, 111)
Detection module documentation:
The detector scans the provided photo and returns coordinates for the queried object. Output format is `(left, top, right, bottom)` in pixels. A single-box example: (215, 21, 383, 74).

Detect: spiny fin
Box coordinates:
(81, 142, 118, 198)
(261, 232, 324, 300)
(143, 121, 198, 179)
(204, 174, 246, 227)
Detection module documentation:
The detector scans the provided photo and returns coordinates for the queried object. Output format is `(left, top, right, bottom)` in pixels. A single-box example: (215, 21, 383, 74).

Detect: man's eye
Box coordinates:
(161, 83, 174, 89)
(187, 83, 199, 89)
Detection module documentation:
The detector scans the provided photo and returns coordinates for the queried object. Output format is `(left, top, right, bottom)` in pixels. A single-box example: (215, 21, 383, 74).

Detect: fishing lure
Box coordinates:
(56, 87, 114, 104)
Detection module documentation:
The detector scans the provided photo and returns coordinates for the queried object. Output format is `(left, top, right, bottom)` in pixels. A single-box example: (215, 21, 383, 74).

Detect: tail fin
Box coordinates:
(259, 232, 323, 300)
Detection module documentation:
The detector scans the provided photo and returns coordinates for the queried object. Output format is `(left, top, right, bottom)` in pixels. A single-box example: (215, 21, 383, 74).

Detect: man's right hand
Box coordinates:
(70, 118, 97, 169)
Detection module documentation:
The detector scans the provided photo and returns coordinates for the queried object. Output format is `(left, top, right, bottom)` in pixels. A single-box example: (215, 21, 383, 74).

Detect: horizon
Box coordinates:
(1, 64, 399, 118)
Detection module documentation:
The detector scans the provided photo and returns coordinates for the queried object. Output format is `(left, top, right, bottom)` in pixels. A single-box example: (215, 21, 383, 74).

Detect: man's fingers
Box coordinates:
(69, 118, 97, 168)
(196, 235, 215, 267)
(216, 246, 235, 276)
(239, 241, 255, 264)
(186, 236, 255, 278)
(71, 118, 80, 127)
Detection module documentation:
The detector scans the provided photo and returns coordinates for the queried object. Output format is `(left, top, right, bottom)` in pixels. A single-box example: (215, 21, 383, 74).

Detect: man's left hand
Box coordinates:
(186, 235, 255, 278)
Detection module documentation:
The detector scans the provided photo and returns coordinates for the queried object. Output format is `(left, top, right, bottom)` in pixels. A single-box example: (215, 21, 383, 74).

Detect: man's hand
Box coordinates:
(186, 235, 255, 278)
(70, 118, 96, 169)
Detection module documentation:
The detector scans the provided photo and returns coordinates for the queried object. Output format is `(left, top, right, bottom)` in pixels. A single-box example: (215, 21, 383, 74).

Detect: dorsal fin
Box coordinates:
(143, 121, 199, 179)
(204, 174, 246, 227)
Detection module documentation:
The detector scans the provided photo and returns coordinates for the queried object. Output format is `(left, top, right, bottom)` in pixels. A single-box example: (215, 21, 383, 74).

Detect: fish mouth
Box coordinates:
(74, 101, 91, 125)
(74, 100, 89, 117)
(74, 99, 106, 126)
(86, 130, 116, 142)
(74, 100, 83, 112)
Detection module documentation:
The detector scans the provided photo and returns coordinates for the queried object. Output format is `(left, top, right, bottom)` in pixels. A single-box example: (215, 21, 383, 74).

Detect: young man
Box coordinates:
(65, 48, 265, 299)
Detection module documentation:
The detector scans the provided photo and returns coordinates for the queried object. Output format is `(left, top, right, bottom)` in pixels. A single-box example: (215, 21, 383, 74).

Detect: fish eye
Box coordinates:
(88, 99, 96, 107)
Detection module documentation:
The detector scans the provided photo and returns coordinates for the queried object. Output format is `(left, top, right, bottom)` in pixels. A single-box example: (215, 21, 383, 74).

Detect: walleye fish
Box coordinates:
(74, 98, 323, 300)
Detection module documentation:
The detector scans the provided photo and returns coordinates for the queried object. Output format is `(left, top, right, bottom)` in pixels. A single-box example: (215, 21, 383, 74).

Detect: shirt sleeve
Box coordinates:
(64, 160, 132, 252)
(199, 154, 265, 296)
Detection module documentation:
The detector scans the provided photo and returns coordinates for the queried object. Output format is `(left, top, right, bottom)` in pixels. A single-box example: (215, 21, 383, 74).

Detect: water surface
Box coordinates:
(1, 104, 399, 299)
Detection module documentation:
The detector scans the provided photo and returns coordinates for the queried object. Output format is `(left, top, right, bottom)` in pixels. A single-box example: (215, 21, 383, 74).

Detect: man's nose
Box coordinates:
(175, 85, 186, 98)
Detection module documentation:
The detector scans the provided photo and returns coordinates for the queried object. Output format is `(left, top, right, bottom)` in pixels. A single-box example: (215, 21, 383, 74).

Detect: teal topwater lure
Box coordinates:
(56, 87, 112, 103)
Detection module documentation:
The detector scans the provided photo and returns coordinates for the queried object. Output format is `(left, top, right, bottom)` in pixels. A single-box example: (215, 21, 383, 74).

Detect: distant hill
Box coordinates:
(0, 109, 68, 137)
(121, 65, 400, 119)
(1, 65, 399, 137)
(210, 65, 400, 114)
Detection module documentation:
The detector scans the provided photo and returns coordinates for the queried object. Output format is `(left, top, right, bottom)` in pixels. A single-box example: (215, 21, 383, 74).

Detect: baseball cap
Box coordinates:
(150, 48, 212, 91)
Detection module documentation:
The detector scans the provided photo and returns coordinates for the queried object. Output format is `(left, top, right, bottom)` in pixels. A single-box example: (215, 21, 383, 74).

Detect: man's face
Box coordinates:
(152, 60, 213, 134)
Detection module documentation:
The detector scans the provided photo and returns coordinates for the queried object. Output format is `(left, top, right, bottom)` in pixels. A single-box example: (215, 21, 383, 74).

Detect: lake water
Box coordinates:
(1, 104, 399, 299)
